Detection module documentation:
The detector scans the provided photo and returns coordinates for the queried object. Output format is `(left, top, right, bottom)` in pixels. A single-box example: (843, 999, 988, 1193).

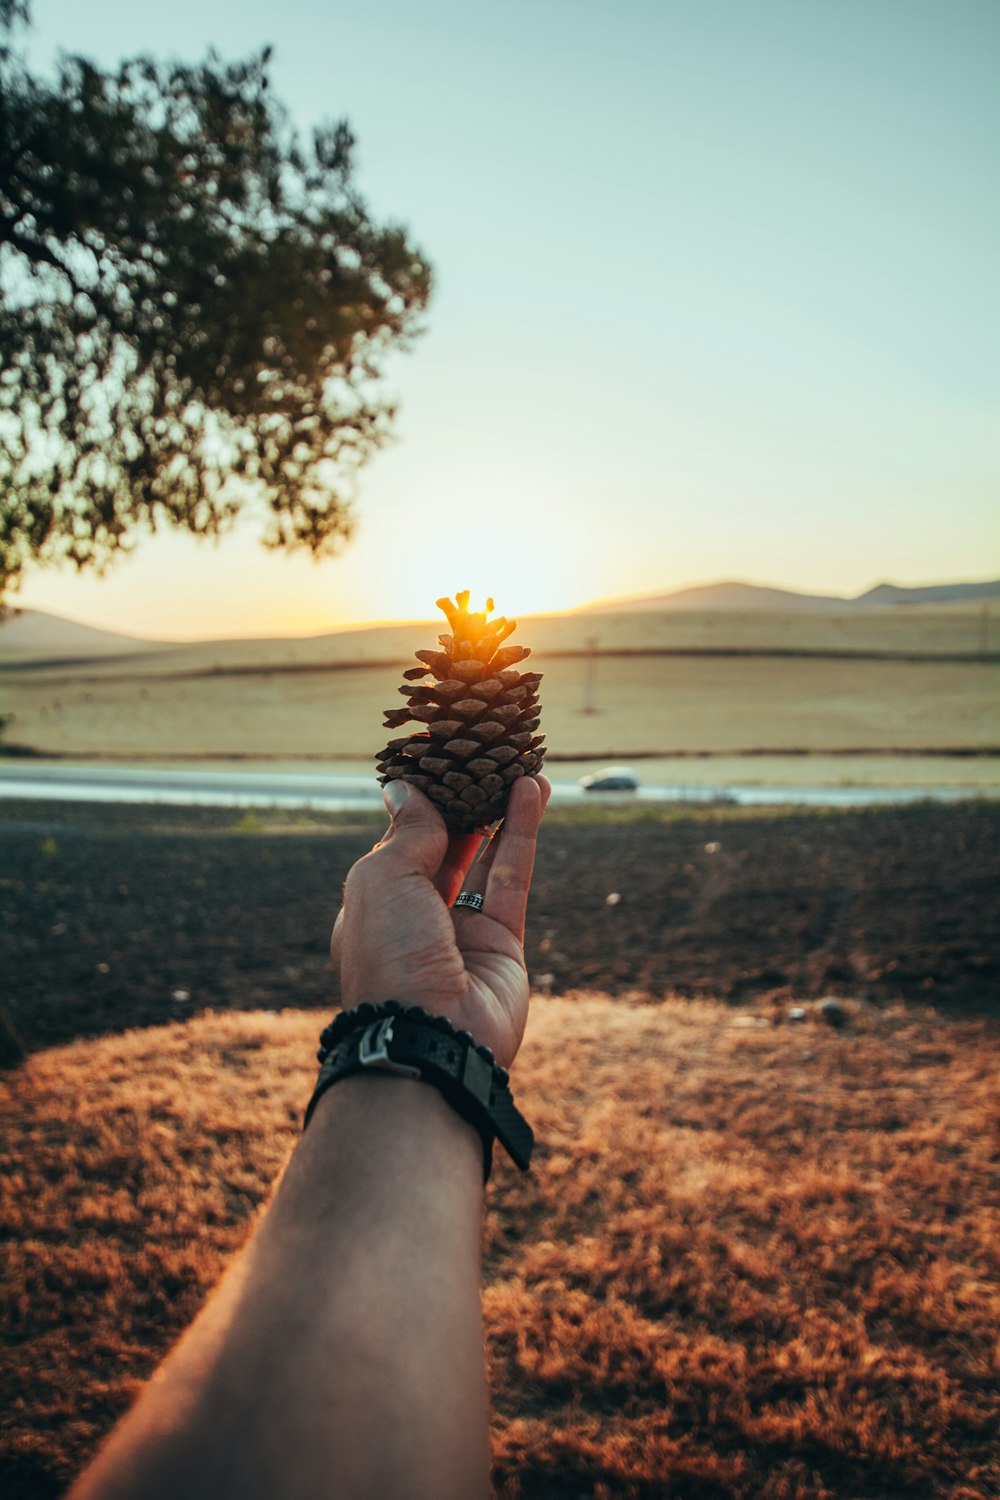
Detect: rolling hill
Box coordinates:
(855, 580, 1000, 606)
(2, 574, 996, 671)
(0, 608, 155, 661)
(579, 578, 1000, 613)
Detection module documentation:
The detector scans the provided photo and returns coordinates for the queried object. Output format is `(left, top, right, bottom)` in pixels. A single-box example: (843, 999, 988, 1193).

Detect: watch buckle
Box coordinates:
(358, 1018, 421, 1079)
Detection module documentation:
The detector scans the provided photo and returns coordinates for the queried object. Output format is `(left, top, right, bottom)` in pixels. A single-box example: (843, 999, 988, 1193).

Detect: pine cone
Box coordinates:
(375, 591, 545, 831)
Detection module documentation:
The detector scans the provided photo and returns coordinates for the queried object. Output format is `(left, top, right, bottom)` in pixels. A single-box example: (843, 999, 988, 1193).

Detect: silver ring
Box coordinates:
(454, 891, 485, 911)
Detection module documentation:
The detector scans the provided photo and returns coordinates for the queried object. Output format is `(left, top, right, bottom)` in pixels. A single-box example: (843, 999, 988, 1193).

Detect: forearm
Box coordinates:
(71, 1076, 490, 1500)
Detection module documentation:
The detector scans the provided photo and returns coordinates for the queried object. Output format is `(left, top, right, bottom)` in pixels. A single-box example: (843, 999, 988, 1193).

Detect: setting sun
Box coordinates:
(372, 500, 588, 625)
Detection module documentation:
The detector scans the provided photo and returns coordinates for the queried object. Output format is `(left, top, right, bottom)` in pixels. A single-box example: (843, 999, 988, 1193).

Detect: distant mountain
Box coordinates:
(580, 578, 1000, 614)
(0, 607, 152, 661)
(582, 581, 849, 613)
(4, 577, 998, 665)
(855, 581, 1000, 607)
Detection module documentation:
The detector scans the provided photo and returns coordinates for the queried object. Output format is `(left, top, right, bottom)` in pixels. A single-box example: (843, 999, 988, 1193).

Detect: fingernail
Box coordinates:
(383, 780, 410, 818)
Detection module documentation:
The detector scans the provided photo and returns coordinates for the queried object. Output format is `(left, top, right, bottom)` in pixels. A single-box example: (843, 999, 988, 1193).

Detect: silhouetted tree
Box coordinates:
(0, 5, 431, 596)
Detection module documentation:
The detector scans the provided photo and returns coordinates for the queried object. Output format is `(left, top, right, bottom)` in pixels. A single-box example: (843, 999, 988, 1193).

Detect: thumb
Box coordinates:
(375, 780, 448, 879)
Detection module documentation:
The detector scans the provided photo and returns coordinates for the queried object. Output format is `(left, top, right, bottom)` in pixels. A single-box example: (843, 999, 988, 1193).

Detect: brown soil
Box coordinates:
(2, 798, 997, 1056)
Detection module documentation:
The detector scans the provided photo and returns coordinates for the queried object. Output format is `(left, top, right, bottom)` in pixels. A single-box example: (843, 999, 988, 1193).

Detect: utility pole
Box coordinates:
(979, 605, 990, 657)
(582, 636, 599, 714)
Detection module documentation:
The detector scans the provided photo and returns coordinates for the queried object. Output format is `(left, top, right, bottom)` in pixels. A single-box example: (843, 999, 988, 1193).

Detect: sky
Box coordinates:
(9, 0, 1000, 639)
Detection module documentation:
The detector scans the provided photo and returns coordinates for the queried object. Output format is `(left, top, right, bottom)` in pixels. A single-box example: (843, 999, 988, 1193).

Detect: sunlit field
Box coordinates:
(6, 654, 998, 757)
(2, 998, 997, 1499)
(3, 612, 998, 776)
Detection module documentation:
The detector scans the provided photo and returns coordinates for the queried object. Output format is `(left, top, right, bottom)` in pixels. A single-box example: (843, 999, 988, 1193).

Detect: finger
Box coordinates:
(333, 781, 450, 966)
(432, 829, 487, 905)
(370, 780, 448, 881)
(330, 903, 346, 967)
(462, 774, 552, 895)
(479, 775, 546, 942)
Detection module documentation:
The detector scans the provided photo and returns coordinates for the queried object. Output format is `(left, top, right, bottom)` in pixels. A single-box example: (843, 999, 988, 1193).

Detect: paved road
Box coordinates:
(0, 763, 385, 812)
(0, 762, 990, 812)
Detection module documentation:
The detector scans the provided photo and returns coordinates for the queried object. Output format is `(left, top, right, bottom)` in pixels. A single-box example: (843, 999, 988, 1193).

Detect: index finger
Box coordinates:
(480, 774, 549, 942)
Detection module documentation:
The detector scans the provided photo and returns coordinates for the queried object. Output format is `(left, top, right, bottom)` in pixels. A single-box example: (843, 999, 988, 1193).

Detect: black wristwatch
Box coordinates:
(304, 1004, 534, 1181)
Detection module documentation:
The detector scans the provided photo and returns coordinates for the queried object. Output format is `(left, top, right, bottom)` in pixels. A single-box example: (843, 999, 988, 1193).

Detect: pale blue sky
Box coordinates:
(12, 0, 1000, 636)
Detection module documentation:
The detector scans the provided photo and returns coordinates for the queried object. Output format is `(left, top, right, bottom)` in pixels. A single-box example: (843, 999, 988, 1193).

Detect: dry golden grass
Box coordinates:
(2, 997, 998, 1498)
(5, 653, 998, 764)
(4, 602, 997, 771)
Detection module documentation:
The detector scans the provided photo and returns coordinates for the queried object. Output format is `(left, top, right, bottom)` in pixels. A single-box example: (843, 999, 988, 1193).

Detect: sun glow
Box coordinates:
(375, 498, 587, 624)
(395, 547, 565, 624)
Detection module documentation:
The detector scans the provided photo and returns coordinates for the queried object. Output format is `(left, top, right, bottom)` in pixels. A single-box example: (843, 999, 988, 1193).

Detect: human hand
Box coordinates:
(330, 775, 551, 1069)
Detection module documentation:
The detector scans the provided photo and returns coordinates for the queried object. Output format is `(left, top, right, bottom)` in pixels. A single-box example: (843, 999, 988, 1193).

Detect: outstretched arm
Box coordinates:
(70, 774, 549, 1500)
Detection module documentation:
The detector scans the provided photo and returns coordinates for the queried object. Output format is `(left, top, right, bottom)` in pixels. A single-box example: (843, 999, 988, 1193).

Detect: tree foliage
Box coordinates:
(0, 7, 431, 595)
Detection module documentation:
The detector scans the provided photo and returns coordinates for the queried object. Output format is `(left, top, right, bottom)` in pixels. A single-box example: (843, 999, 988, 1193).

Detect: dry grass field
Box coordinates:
(3, 604, 996, 791)
(2, 998, 998, 1499)
(3, 649, 998, 765)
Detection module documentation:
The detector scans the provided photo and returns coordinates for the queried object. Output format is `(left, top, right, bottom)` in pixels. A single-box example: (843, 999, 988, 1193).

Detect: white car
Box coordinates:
(578, 766, 640, 792)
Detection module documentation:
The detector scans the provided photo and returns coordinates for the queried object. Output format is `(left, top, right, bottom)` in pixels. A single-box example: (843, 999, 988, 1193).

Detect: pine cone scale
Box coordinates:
(443, 737, 482, 759)
(428, 721, 464, 743)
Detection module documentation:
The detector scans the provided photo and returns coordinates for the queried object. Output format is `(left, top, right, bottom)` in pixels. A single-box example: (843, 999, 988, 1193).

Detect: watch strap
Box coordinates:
(304, 1010, 534, 1179)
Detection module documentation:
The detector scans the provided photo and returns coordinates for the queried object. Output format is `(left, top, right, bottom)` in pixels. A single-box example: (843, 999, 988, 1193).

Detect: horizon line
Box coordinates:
(4, 572, 998, 646)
